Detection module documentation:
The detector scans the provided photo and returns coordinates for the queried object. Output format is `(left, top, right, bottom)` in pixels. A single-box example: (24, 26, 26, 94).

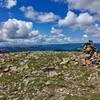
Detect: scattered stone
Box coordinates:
(74, 61, 79, 65)
(60, 58, 70, 65)
(20, 61, 25, 65)
(0, 73, 3, 77)
(70, 57, 76, 61)
(3, 67, 10, 72)
(48, 71, 58, 77)
(45, 81, 51, 85)
(0, 51, 100, 99)
(10, 66, 17, 72)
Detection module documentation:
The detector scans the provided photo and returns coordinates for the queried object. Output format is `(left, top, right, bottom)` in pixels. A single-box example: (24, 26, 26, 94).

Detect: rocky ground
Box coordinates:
(0, 51, 100, 100)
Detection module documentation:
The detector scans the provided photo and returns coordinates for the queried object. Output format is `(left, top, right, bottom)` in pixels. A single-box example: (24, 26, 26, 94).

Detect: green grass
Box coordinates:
(0, 51, 100, 100)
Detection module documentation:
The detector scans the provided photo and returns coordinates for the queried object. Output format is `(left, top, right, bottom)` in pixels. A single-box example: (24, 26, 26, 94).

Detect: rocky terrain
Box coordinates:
(0, 51, 100, 100)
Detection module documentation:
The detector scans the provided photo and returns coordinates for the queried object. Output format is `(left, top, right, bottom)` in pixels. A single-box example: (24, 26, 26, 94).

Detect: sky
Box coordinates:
(0, 0, 100, 45)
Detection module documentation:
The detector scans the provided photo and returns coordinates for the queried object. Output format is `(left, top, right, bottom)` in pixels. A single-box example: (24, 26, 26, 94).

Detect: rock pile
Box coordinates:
(82, 40, 97, 65)
(61, 40, 100, 66)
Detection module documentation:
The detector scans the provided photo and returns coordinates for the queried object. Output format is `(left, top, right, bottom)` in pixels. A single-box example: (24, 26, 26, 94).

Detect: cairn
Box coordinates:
(82, 40, 97, 65)
(61, 40, 99, 66)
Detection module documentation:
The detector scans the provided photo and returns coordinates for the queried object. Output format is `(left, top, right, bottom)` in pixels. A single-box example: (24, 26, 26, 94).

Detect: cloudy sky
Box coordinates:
(0, 0, 100, 45)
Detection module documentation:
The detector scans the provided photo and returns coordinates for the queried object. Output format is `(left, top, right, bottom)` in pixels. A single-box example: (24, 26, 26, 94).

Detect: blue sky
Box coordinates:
(0, 0, 100, 45)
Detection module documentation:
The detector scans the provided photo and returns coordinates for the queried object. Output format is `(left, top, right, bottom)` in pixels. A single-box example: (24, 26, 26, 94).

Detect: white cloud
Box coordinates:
(83, 34, 88, 38)
(58, 0, 100, 38)
(52, 0, 67, 3)
(2, 19, 33, 39)
(58, 11, 77, 26)
(0, 19, 73, 44)
(29, 30, 40, 37)
(0, 31, 7, 42)
(58, 11, 100, 37)
(76, 13, 94, 25)
(45, 27, 71, 43)
(38, 12, 59, 23)
(53, 0, 100, 23)
(46, 34, 70, 43)
(51, 27, 62, 34)
(85, 24, 100, 37)
(67, 0, 100, 23)
(5, 0, 17, 9)
(0, 19, 45, 43)
(58, 11, 94, 27)
(20, 6, 59, 23)
(67, 0, 100, 14)
(20, 6, 38, 20)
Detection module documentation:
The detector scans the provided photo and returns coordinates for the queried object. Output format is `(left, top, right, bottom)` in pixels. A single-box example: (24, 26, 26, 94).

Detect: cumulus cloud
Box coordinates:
(0, 19, 73, 44)
(52, 0, 100, 38)
(67, 0, 100, 23)
(54, 0, 100, 24)
(58, 11, 100, 37)
(5, 0, 17, 9)
(0, 19, 45, 43)
(67, 0, 100, 14)
(58, 11, 77, 26)
(2, 19, 33, 39)
(58, 11, 94, 26)
(20, 6, 60, 23)
(77, 13, 94, 25)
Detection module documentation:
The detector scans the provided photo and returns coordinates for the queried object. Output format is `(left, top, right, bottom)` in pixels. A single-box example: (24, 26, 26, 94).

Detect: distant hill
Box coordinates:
(0, 43, 100, 53)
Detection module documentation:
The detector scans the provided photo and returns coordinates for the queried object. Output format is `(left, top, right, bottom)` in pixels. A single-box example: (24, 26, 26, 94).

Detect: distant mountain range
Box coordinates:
(0, 43, 100, 53)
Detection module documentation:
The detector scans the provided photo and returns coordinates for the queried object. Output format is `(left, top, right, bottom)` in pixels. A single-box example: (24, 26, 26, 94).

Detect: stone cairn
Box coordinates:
(82, 40, 97, 65)
(61, 40, 99, 66)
